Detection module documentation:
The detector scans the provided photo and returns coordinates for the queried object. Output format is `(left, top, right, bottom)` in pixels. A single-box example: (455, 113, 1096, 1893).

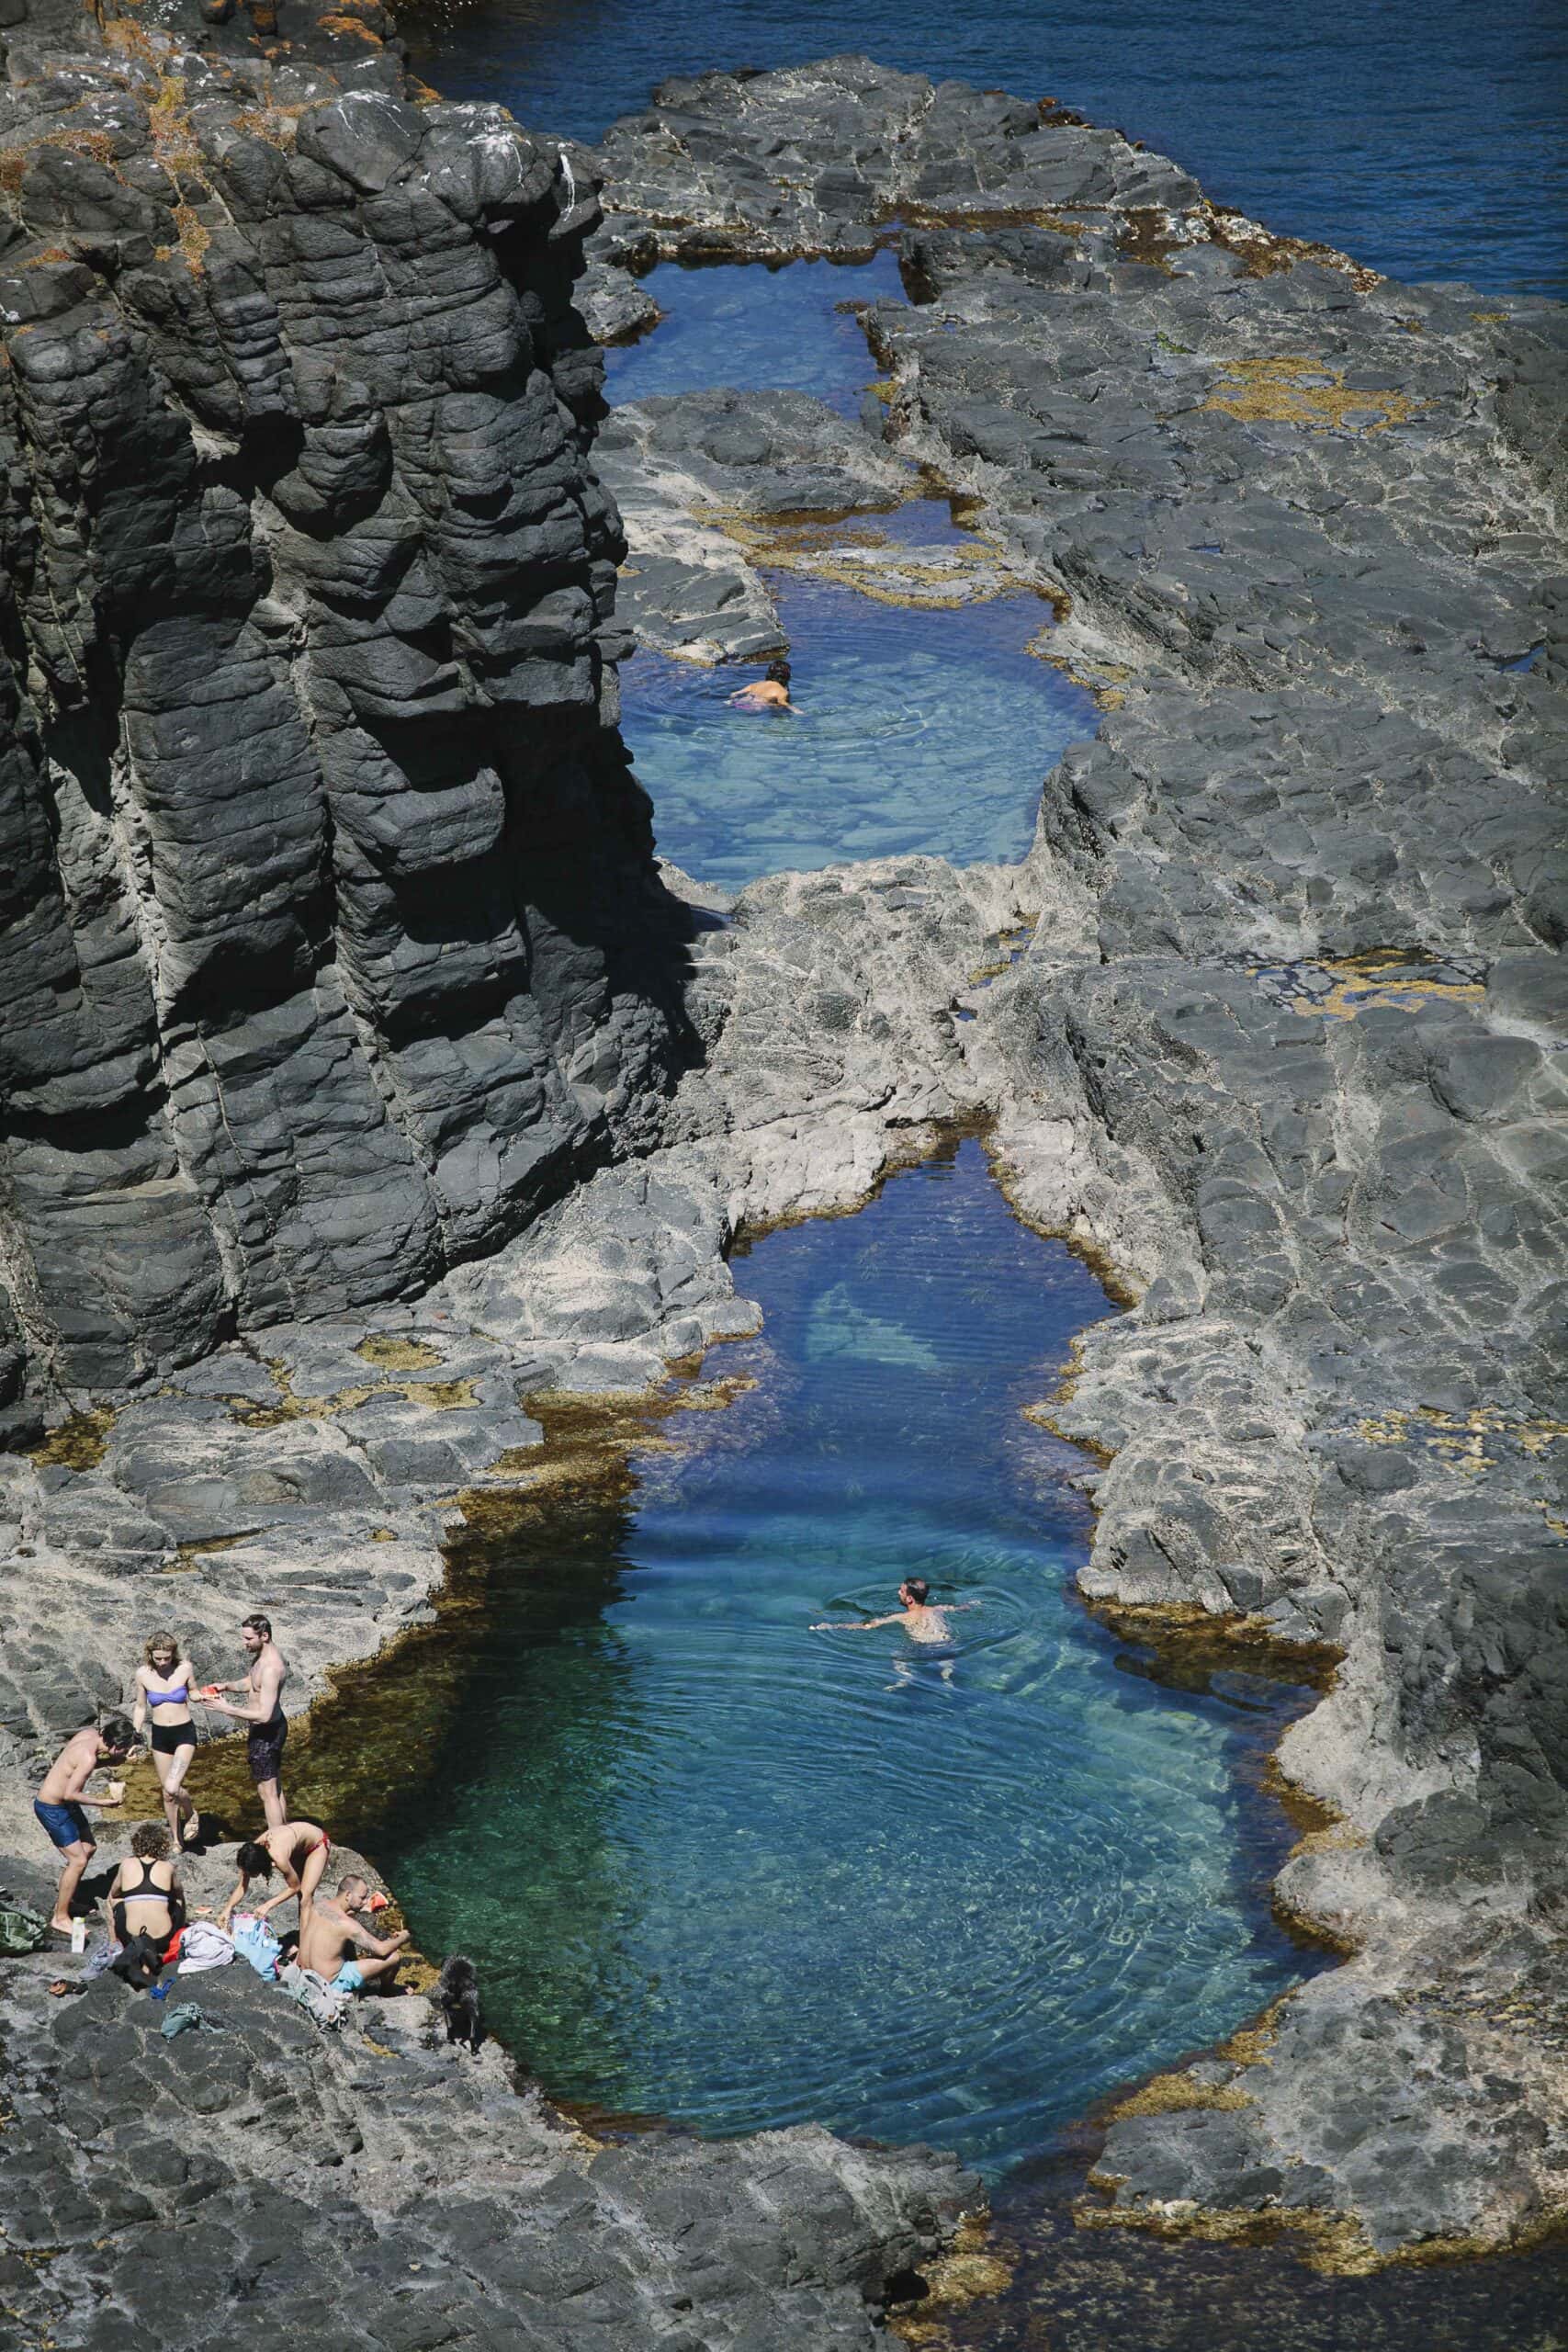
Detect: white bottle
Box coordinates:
(70, 1917, 85, 1954)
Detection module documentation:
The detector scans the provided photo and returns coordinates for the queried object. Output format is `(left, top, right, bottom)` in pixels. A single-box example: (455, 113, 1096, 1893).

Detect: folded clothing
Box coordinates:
(177, 1921, 235, 1975)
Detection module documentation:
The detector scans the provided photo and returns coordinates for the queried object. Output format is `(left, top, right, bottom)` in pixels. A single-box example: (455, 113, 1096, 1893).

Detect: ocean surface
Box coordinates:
(402, 0, 1568, 298)
(369, 1141, 1322, 2177)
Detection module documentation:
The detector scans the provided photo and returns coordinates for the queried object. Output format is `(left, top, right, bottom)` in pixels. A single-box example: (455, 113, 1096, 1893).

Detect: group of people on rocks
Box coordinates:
(31, 1611, 410, 1999)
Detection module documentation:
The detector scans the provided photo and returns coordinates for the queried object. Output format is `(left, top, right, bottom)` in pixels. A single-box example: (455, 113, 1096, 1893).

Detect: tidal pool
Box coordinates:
(604, 248, 906, 413)
(624, 571, 1094, 884)
(368, 1140, 1319, 2177)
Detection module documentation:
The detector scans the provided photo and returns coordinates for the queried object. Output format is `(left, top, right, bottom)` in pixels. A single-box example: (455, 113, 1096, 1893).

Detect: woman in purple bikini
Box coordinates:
(131, 1631, 202, 1850)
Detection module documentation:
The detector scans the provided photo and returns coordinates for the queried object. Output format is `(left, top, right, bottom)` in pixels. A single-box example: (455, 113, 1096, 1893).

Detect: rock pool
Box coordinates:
(608, 254, 1098, 880)
(367, 1140, 1321, 2177)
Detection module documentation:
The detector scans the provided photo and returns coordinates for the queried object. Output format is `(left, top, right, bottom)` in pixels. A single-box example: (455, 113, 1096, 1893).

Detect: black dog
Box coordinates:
(436, 1953, 481, 2051)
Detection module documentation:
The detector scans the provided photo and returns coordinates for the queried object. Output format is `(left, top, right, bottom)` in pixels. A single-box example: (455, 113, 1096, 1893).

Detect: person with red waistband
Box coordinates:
(215, 1819, 333, 1928)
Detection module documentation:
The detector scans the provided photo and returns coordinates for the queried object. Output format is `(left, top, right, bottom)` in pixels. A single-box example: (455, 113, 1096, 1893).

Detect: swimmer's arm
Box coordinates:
(809, 1612, 902, 1631)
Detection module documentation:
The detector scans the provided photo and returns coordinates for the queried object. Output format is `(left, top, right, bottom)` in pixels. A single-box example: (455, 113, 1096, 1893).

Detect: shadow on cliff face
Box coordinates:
(0, 9, 716, 1406)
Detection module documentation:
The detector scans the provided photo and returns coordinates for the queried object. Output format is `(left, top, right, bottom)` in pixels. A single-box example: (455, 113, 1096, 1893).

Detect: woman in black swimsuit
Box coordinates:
(107, 1821, 186, 1951)
(131, 1630, 202, 1850)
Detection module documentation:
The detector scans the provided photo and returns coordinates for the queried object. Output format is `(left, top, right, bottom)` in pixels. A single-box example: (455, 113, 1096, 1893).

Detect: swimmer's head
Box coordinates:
(900, 1578, 931, 1606)
(765, 660, 791, 688)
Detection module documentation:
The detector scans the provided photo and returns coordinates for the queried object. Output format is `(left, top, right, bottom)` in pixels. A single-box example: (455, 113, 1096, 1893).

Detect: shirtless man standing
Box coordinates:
(812, 1577, 976, 1641)
(32, 1716, 137, 1933)
(202, 1613, 288, 1829)
(298, 1873, 409, 1996)
(215, 1819, 333, 1928)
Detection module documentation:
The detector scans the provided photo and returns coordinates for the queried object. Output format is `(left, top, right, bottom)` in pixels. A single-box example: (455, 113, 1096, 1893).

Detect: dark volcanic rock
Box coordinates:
(0, 0, 691, 1406)
(0, 1845, 976, 2350)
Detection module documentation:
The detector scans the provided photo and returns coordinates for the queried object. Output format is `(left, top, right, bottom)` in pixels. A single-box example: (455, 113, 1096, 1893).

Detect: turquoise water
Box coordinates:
(625, 572, 1091, 884)
(606, 249, 1101, 882)
(605, 249, 906, 412)
(373, 1143, 1318, 2177)
(404, 0, 1568, 298)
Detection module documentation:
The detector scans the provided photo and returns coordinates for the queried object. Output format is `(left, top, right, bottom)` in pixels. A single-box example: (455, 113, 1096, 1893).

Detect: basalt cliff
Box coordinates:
(2, 24, 1568, 2348)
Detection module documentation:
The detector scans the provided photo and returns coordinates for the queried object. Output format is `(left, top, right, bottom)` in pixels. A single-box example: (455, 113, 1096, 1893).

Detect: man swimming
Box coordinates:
(728, 658, 794, 711)
(811, 1579, 977, 1641)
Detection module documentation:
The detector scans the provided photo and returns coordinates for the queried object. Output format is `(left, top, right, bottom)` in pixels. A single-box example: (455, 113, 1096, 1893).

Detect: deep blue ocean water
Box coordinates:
(404, 0, 1568, 297)
(374, 1143, 1320, 2176)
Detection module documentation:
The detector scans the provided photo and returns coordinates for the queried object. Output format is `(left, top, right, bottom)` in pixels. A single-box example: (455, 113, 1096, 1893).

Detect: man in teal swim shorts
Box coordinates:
(297, 1871, 409, 1996)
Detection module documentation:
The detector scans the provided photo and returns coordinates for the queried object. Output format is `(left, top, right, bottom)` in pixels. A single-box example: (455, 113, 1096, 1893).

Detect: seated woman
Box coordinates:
(107, 1821, 186, 1952)
(131, 1630, 201, 1849)
(216, 1819, 333, 1928)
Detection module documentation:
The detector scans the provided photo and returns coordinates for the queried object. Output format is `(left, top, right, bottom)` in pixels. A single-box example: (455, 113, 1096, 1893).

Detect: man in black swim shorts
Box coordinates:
(202, 1613, 290, 1829)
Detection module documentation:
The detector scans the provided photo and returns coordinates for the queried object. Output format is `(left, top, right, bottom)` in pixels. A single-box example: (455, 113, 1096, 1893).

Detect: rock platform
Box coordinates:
(3, 27, 1567, 2337)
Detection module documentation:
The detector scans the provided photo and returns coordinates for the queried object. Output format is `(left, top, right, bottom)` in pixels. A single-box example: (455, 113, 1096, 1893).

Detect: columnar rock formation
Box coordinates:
(0, 0, 687, 1430)
(3, 30, 1568, 2331)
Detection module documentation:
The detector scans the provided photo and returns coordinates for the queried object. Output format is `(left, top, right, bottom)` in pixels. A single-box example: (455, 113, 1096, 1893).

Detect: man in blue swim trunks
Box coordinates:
(297, 1871, 410, 1996)
(33, 1716, 138, 1933)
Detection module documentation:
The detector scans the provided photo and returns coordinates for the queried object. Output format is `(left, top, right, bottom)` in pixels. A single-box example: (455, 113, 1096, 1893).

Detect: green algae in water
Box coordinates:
(367, 1142, 1322, 2177)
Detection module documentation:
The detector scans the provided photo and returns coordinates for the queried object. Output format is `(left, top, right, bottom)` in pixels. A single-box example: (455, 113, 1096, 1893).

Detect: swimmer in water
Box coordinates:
(813, 1578, 979, 1687)
(812, 1578, 978, 1643)
(728, 659, 794, 712)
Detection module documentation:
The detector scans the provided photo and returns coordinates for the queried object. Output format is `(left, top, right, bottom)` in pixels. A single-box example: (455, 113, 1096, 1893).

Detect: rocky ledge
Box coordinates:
(3, 30, 1567, 2331)
(0, 1847, 971, 2352)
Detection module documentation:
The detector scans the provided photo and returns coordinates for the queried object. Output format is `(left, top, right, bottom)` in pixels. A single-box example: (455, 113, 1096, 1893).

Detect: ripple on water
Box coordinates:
(371, 1143, 1322, 2177)
(625, 573, 1095, 883)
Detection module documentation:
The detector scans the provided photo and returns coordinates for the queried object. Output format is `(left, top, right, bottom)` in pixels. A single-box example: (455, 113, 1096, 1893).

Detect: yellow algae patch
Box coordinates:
(887, 2214, 1013, 2346)
(356, 1335, 445, 1373)
(29, 1409, 116, 1472)
(1360, 1403, 1567, 1454)
(704, 507, 1031, 610)
(1201, 206, 1382, 291)
(1027, 634, 1128, 707)
(1203, 356, 1428, 435)
(1109, 2069, 1253, 2122)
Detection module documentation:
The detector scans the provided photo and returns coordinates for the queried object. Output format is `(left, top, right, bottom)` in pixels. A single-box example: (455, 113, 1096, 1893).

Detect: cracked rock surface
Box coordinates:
(0, 1851, 971, 2352)
(3, 36, 1568, 2322)
(0, 0, 693, 1417)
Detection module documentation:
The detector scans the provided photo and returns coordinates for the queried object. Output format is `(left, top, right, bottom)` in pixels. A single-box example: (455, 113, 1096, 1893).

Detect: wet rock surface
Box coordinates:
(3, 35, 1567, 2323)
